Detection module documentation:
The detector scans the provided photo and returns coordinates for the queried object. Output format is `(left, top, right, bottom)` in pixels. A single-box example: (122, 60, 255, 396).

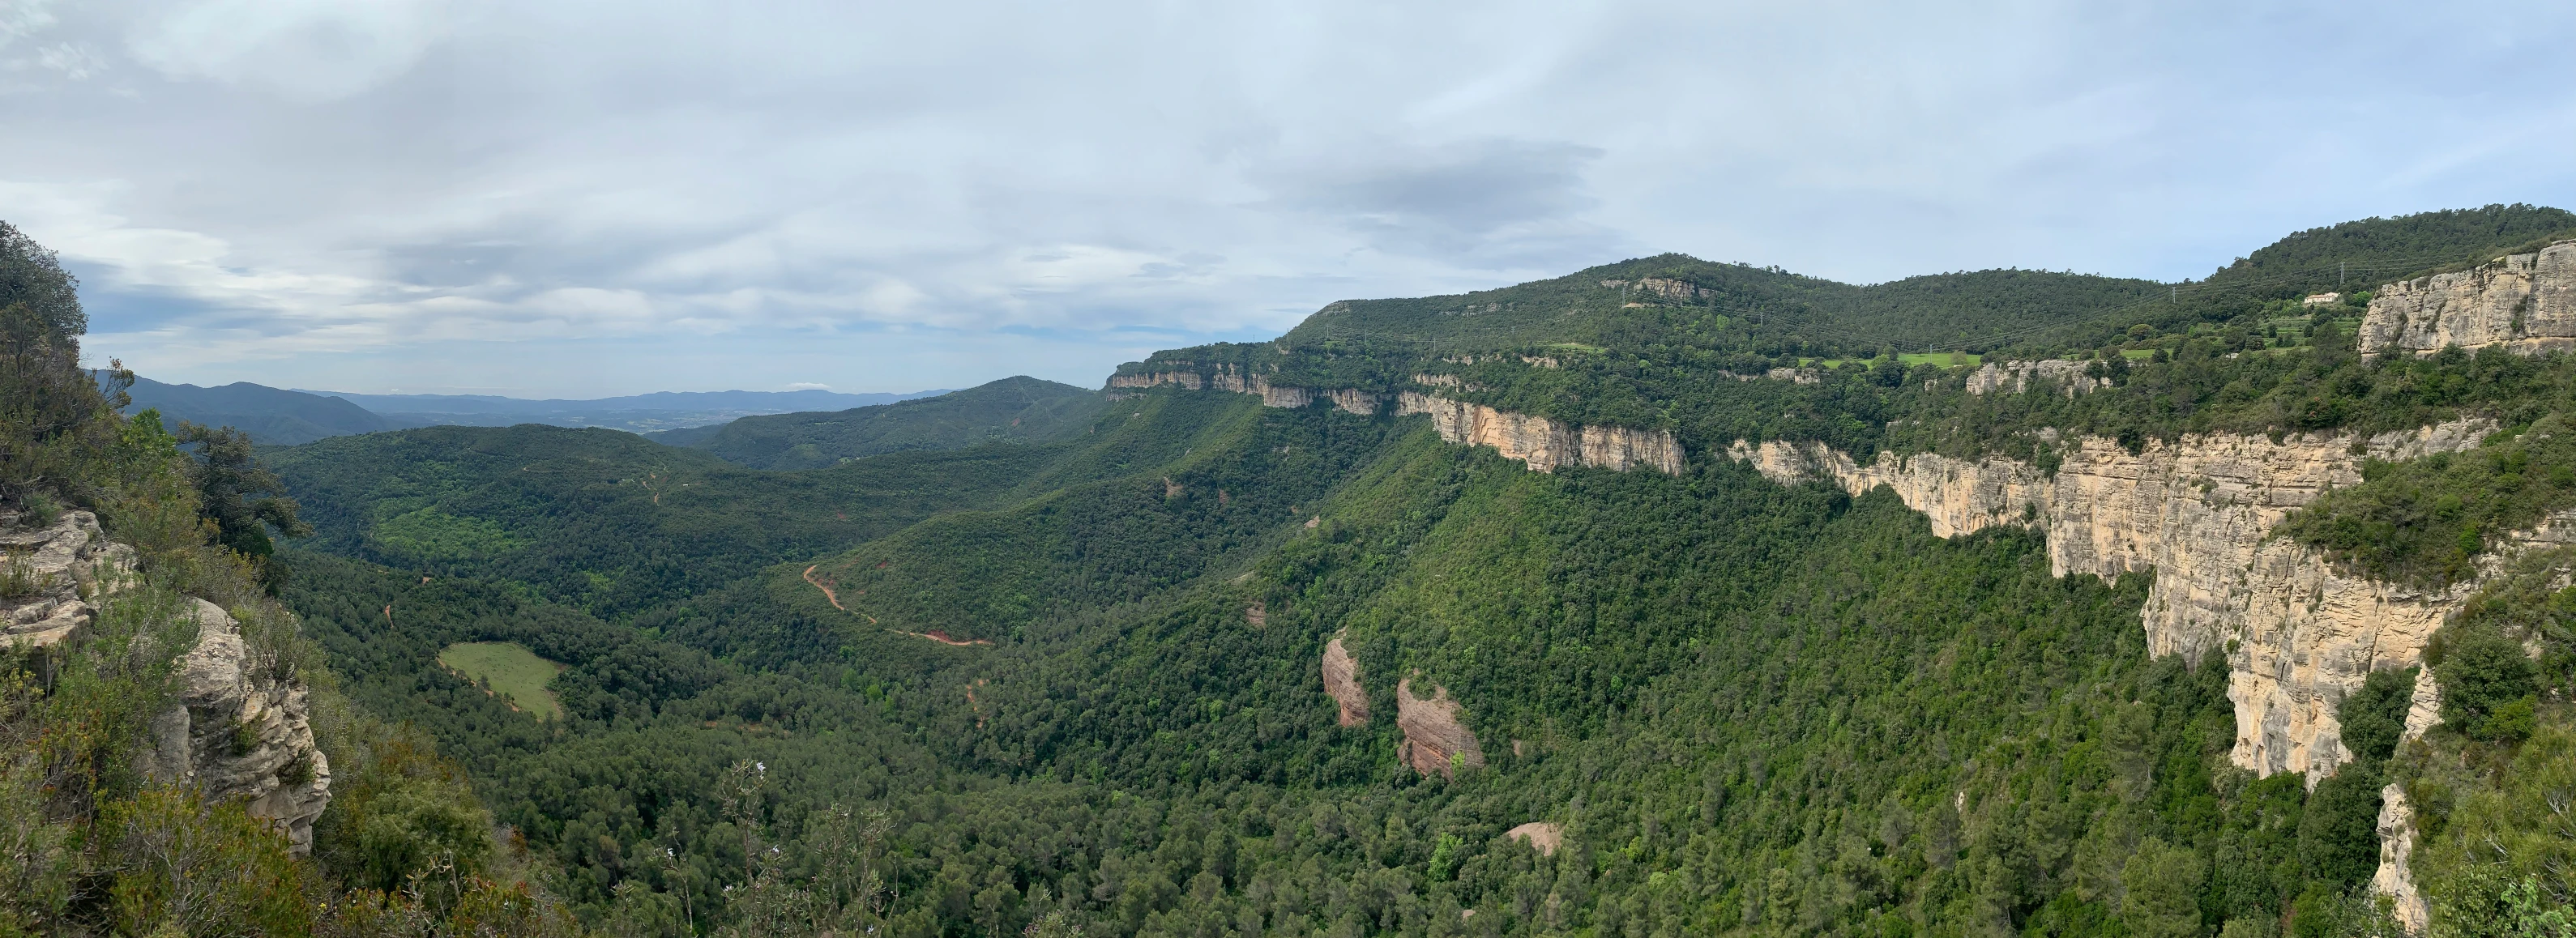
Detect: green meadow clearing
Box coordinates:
(436, 642, 564, 720)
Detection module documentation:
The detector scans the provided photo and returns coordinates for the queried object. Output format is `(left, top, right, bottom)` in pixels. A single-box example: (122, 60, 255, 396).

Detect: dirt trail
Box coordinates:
(809, 565, 988, 642)
(890, 629, 992, 647)
(801, 565, 846, 610)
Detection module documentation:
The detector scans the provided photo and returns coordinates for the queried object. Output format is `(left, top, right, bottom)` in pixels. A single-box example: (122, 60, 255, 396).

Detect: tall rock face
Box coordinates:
(1398, 393, 1683, 475)
(1394, 677, 1485, 779)
(1104, 369, 1685, 475)
(1320, 635, 1369, 727)
(2358, 240, 2576, 357)
(143, 599, 334, 854)
(1729, 424, 2563, 929)
(1728, 420, 2493, 778)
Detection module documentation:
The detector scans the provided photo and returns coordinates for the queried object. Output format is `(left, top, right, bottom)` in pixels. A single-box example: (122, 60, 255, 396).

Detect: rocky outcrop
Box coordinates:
(1395, 676, 1485, 778)
(1505, 821, 1563, 856)
(1964, 359, 2104, 396)
(1398, 393, 1683, 475)
(1728, 420, 2493, 778)
(1600, 276, 1711, 301)
(1321, 635, 1369, 727)
(2373, 783, 2431, 932)
(1110, 367, 1683, 474)
(2357, 241, 2576, 357)
(2, 510, 139, 674)
(4, 508, 331, 853)
(1731, 426, 2547, 932)
(1108, 370, 1205, 390)
(1324, 389, 1384, 416)
(143, 599, 333, 854)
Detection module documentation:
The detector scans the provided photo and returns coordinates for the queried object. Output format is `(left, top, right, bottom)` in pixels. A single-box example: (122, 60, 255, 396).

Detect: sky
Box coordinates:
(2, 0, 2570, 399)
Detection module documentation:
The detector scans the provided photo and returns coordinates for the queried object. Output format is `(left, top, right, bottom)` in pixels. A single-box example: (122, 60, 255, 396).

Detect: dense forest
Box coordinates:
(653, 377, 1105, 470)
(4, 208, 2572, 937)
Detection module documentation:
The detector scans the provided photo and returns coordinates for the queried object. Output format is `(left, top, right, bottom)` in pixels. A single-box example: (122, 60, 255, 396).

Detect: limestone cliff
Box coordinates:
(1963, 359, 2104, 396)
(1106, 369, 1685, 474)
(3, 507, 331, 854)
(1321, 634, 1369, 727)
(143, 598, 335, 854)
(1728, 420, 2493, 778)
(1728, 422, 2562, 930)
(1397, 393, 1683, 475)
(1395, 676, 1485, 779)
(2358, 240, 2576, 357)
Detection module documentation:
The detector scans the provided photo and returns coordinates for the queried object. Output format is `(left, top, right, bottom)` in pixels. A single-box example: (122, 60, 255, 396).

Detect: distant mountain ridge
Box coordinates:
(304, 387, 943, 417)
(118, 376, 419, 445)
(654, 376, 1103, 468)
(116, 377, 956, 444)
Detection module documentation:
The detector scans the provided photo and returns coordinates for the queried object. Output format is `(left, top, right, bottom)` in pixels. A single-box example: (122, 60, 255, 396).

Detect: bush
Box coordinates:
(2436, 626, 2540, 739)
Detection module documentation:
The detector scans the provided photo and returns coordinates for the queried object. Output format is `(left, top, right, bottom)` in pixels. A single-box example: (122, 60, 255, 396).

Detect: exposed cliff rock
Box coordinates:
(1599, 276, 1711, 301)
(143, 598, 334, 855)
(4, 509, 331, 853)
(1398, 393, 1683, 475)
(1728, 420, 2493, 778)
(1395, 676, 1485, 778)
(1321, 634, 1369, 727)
(1505, 821, 1563, 856)
(1729, 427, 2550, 929)
(2, 510, 138, 675)
(1108, 370, 1205, 390)
(2358, 240, 2576, 357)
(1963, 359, 2104, 396)
(1109, 368, 1682, 474)
(2373, 783, 2431, 932)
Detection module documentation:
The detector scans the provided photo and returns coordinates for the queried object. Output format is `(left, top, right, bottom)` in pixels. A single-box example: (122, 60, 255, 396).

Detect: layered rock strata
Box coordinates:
(1107, 369, 1685, 474)
(143, 598, 334, 854)
(4, 508, 332, 853)
(1729, 424, 2565, 932)
(2358, 240, 2576, 357)
(2, 510, 138, 673)
(1397, 393, 1683, 475)
(1321, 635, 1369, 727)
(1395, 677, 1485, 779)
(1727, 420, 2490, 778)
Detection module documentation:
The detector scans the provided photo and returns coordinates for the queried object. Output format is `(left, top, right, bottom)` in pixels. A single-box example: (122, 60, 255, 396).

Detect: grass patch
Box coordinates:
(437, 642, 564, 720)
(1898, 352, 1982, 368)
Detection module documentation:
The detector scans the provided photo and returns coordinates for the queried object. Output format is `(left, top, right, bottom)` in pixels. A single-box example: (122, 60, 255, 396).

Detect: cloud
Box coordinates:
(1255, 139, 1618, 265)
(125, 0, 457, 102)
(0, 0, 2564, 397)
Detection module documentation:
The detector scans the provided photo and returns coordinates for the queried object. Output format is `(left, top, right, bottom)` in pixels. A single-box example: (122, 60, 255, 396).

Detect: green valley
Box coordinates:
(7, 206, 2575, 938)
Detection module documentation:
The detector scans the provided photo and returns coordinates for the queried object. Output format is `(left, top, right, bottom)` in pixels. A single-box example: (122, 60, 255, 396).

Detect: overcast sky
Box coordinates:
(4, 0, 2570, 398)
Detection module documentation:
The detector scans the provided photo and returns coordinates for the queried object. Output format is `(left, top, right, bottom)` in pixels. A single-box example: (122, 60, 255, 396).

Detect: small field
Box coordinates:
(437, 642, 564, 720)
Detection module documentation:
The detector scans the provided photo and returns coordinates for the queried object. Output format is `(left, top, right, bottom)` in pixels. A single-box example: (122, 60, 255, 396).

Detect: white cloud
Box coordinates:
(0, 0, 2564, 396)
(125, 0, 457, 103)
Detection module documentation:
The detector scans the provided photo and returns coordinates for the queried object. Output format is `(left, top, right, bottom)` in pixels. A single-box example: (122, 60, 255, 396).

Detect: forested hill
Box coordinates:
(653, 375, 1104, 469)
(1126, 203, 2576, 398)
(135, 205, 2572, 938)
